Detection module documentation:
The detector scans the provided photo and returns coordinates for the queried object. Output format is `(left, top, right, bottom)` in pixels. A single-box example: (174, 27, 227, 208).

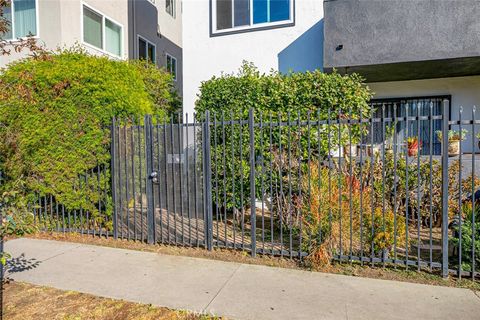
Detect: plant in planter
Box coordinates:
(436, 129, 467, 156)
(385, 124, 395, 153)
(475, 132, 480, 151)
(406, 137, 421, 157)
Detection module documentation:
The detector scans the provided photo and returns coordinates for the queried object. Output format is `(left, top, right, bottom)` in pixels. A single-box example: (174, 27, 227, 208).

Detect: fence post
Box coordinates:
(249, 109, 257, 257)
(145, 115, 155, 244)
(441, 99, 450, 278)
(203, 111, 213, 251)
(110, 117, 118, 240)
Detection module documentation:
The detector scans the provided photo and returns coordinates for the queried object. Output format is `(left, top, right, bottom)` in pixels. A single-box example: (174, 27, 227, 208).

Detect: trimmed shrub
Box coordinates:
(195, 62, 372, 210)
(0, 50, 180, 222)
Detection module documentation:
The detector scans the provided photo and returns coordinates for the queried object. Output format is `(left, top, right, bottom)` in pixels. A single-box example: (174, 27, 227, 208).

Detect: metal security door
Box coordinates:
(112, 115, 208, 247)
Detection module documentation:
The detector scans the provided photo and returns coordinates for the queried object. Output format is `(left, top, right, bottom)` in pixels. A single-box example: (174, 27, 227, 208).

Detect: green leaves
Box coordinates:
(195, 63, 372, 211)
(0, 50, 179, 218)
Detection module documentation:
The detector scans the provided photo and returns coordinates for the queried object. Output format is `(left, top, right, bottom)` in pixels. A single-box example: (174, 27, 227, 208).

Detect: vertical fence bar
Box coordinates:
(145, 115, 155, 244)
(170, 117, 177, 244)
(203, 111, 213, 251)
(164, 118, 170, 243)
(131, 122, 137, 240)
(458, 107, 463, 279)
(472, 106, 476, 279)
(156, 115, 164, 243)
(429, 102, 434, 271)
(393, 104, 398, 266)
(441, 99, 450, 278)
(249, 108, 257, 257)
(260, 112, 265, 254)
(178, 113, 185, 244)
(405, 104, 410, 269)
(124, 123, 129, 239)
(269, 112, 275, 254)
(138, 119, 145, 242)
(278, 113, 284, 257)
(186, 114, 192, 246)
(416, 102, 422, 271)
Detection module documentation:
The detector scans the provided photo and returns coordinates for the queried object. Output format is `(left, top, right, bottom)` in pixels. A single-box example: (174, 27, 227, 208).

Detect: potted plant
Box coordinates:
(407, 137, 421, 157)
(385, 124, 395, 154)
(436, 129, 467, 157)
(476, 132, 480, 151)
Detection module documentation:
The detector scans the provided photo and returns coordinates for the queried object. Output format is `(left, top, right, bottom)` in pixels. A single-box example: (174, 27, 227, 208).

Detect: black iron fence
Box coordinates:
(18, 98, 480, 280)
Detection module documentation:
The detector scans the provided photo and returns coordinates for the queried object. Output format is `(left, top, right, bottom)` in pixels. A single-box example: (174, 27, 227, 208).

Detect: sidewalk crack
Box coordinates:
(202, 264, 242, 314)
(42, 244, 83, 263)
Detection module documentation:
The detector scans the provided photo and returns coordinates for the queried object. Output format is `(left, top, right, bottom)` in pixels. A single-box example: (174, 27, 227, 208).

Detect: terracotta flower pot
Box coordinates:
(407, 147, 419, 157)
(448, 140, 460, 157)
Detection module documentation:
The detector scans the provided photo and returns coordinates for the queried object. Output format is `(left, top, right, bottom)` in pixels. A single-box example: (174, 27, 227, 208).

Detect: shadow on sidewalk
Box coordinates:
(5, 254, 41, 275)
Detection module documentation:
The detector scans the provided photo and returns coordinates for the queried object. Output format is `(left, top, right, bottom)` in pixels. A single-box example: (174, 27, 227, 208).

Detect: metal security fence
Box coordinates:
(31, 163, 112, 237)
(24, 98, 480, 280)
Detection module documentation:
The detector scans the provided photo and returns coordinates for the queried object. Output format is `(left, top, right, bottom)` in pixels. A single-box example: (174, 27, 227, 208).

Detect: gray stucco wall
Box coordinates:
(128, 0, 183, 96)
(324, 0, 480, 69)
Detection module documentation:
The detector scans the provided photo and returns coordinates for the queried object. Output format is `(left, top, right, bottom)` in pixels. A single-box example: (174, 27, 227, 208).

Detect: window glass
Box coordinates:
(166, 54, 177, 80)
(253, 0, 268, 24)
(105, 18, 121, 56)
(216, 0, 232, 30)
(166, 0, 175, 17)
(234, 0, 250, 27)
(171, 57, 176, 79)
(138, 38, 147, 60)
(83, 7, 103, 49)
(270, 0, 290, 22)
(147, 43, 155, 63)
(13, 0, 37, 38)
(217, 0, 291, 30)
(2, 3, 13, 39)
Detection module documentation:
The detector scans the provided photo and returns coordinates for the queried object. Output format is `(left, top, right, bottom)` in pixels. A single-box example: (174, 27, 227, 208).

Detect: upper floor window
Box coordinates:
(214, 0, 293, 34)
(166, 0, 175, 18)
(1, 0, 38, 40)
(138, 36, 156, 64)
(166, 53, 177, 81)
(82, 5, 123, 58)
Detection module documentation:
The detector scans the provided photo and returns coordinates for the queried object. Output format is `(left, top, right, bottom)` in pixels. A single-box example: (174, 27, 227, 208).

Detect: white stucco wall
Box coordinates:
(181, 0, 324, 116)
(156, 0, 182, 47)
(0, 0, 129, 68)
(369, 75, 480, 153)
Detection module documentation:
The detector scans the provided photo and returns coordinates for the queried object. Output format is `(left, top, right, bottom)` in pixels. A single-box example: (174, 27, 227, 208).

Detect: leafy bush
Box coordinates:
(0, 50, 179, 222)
(450, 203, 480, 272)
(196, 62, 372, 210)
(362, 207, 406, 257)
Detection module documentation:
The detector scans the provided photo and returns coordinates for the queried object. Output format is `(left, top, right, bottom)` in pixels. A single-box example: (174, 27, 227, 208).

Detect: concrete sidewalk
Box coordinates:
(5, 238, 480, 320)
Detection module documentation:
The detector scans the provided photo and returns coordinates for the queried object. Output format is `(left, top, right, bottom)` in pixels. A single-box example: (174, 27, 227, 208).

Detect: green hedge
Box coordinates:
(195, 63, 373, 210)
(0, 50, 180, 221)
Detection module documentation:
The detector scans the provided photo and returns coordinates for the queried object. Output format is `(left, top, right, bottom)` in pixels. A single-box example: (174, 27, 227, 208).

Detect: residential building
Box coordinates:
(0, 0, 130, 64)
(3, 0, 478, 156)
(129, 0, 182, 94)
(323, 0, 480, 153)
(180, 0, 324, 115)
(1, 0, 325, 116)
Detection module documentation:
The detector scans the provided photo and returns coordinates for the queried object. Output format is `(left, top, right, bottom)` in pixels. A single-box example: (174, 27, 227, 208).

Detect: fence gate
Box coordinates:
(111, 116, 207, 247)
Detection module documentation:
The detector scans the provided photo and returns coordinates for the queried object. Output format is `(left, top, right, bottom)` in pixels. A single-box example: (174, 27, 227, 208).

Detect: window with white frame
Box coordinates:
(1, 0, 38, 40)
(82, 5, 123, 57)
(214, 0, 293, 33)
(166, 0, 175, 18)
(166, 53, 177, 80)
(138, 36, 156, 64)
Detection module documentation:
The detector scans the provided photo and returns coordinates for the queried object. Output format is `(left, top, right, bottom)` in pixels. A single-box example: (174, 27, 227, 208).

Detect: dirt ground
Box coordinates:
(19, 232, 480, 292)
(2, 281, 221, 320)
